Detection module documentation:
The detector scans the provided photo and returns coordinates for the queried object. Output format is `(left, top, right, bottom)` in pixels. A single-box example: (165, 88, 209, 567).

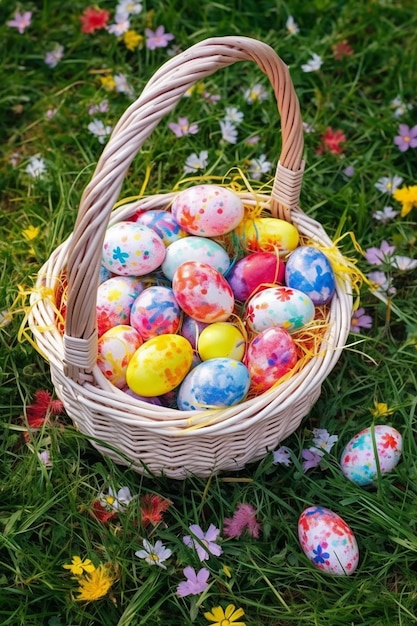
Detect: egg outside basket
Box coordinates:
(28, 37, 353, 479)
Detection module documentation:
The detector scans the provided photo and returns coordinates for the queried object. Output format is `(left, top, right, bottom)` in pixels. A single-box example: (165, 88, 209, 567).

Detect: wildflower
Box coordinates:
(145, 25, 174, 50)
(99, 75, 116, 91)
(273, 446, 292, 466)
(38, 450, 53, 468)
(302, 448, 324, 471)
(203, 91, 221, 103)
(9, 152, 20, 167)
(80, 7, 110, 34)
(116, 0, 143, 17)
(44, 44, 64, 68)
(391, 255, 417, 271)
(343, 165, 355, 178)
(114, 73, 134, 96)
(370, 401, 394, 418)
(45, 108, 57, 119)
(26, 389, 64, 428)
(183, 523, 223, 561)
(87, 119, 113, 144)
(393, 184, 417, 217)
(108, 16, 130, 36)
(0, 310, 12, 328)
(301, 53, 323, 72)
(374, 175, 403, 194)
(372, 206, 399, 223)
(390, 96, 413, 118)
(317, 127, 346, 155)
(25, 155, 47, 179)
(140, 493, 171, 527)
(243, 83, 268, 104)
(88, 100, 109, 115)
(135, 539, 172, 569)
(248, 154, 272, 180)
(393, 124, 417, 152)
(176, 566, 210, 597)
(220, 120, 238, 144)
(285, 15, 299, 35)
(303, 122, 315, 134)
(204, 604, 246, 626)
(183, 150, 209, 173)
(245, 135, 260, 145)
(7, 11, 32, 34)
(123, 30, 143, 51)
(63, 556, 96, 576)
(99, 486, 133, 512)
(168, 117, 199, 137)
(224, 107, 244, 125)
(332, 40, 354, 60)
(367, 271, 396, 296)
(75, 564, 114, 602)
(364, 240, 396, 265)
(223, 504, 261, 539)
(92, 500, 118, 524)
(350, 307, 373, 333)
(311, 428, 338, 453)
(22, 225, 40, 241)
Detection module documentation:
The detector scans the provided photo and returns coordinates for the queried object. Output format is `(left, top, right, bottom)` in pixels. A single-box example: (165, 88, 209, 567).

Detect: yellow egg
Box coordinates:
(126, 334, 193, 396)
(197, 322, 246, 361)
(234, 217, 299, 254)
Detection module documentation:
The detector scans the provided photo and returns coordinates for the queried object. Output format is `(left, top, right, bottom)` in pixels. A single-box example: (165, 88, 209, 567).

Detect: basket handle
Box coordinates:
(63, 36, 304, 383)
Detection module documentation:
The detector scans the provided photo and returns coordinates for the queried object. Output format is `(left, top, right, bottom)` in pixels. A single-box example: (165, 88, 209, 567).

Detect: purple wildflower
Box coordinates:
(393, 124, 417, 152)
(176, 566, 210, 597)
(350, 308, 373, 333)
(183, 523, 222, 561)
(7, 11, 32, 33)
(145, 25, 174, 50)
(273, 446, 292, 466)
(168, 117, 199, 137)
(364, 240, 396, 265)
(311, 428, 338, 453)
(302, 448, 324, 472)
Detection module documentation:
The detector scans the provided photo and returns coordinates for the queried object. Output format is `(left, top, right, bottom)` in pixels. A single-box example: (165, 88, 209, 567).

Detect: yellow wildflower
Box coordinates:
(75, 564, 114, 602)
(204, 604, 246, 626)
(123, 30, 143, 51)
(22, 225, 40, 241)
(63, 556, 96, 577)
(369, 402, 394, 418)
(222, 564, 232, 578)
(99, 75, 116, 91)
(392, 184, 417, 217)
(145, 10, 154, 27)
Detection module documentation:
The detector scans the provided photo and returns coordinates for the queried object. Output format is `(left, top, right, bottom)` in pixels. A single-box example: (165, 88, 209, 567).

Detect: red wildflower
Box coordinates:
(317, 127, 346, 155)
(26, 389, 64, 428)
(80, 6, 110, 34)
(92, 500, 118, 524)
(223, 503, 262, 539)
(140, 494, 171, 527)
(332, 40, 354, 61)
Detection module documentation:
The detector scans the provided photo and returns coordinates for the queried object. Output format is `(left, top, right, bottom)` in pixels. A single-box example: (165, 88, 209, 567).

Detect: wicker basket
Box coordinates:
(28, 36, 353, 479)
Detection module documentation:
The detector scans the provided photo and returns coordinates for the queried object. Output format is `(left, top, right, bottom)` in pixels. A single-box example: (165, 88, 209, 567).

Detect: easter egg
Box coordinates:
(122, 386, 163, 406)
(180, 316, 209, 349)
(340, 425, 402, 487)
(102, 221, 166, 276)
(244, 327, 298, 393)
(177, 358, 250, 411)
(96, 276, 144, 337)
(133, 209, 188, 246)
(126, 334, 193, 397)
(97, 325, 143, 388)
(233, 217, 299, 254)
(298, 506, 359, 576)
(171, 184, 244, 237)
(130, 286, 181, 340)
(99, 264, 113, 284)
(285, 246, 335, 305)
(197, 323, 246, 361)
(245, 286, 315, 333)
(227, 251, 285, 301)
(172, 261, 235, 323)
(161, 236, 231, 281)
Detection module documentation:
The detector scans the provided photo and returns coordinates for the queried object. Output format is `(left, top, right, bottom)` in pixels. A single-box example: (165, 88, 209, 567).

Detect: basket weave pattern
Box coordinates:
(29, 37, 352, 479)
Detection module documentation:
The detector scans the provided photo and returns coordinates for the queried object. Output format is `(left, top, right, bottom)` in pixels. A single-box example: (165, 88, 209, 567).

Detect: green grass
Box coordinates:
(1, 0, 417, 624)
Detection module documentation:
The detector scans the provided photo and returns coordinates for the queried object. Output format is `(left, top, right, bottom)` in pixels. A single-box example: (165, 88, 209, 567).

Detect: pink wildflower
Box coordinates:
(223, 504, 262, 539)
(176, 566, 210, 597)
(7, 11, 32, 34)
(145, 25, 174, 50)
(168, 117, 199, 137)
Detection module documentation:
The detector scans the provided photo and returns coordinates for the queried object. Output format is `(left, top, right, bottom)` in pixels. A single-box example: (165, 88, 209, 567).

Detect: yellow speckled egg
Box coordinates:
(234, 217, 299, 254)
(197, 322, 246, 361)
(97, 325, 143, 389)
(126, 334, 193, 396)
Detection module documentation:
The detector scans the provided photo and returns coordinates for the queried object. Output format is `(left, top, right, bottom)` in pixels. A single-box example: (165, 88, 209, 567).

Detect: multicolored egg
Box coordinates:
(161, 236, 231, 281)
(177, 358, 250, 410)
(97, 325, 143, 388)
(285, 246, 335, 305)
(245, 286, 315, 333)
(197, 322, 246, 361)
(126, 334, 193, 397)
(298, 506, 359, 576)
(233, 217, 299, 254)
(180, 315, 208, 349)
(102, 221, 166, 276)
(96, 276, 144, 337)
(172, 261, 235, 323)
(340, 425, 402, 486)
(130, 286, 181, 340)
(133, 209, 188, 246)
(226, 251, 285, 301)
(171, 184, 244, 237)
(244, 327, 298, 393)
(99, 265, 113, 284)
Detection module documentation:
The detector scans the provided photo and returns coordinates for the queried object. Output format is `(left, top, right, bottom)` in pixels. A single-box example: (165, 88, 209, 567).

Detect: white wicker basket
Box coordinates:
(28, 36, 353, 479)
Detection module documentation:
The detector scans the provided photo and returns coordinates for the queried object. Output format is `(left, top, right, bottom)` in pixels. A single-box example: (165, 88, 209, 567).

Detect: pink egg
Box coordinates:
(227, 252, 285, 301)
(132, 209, 188, 246)
(244, 327, 298, 393)
(102, 221, 166, 276)
(245, 286, 315, 334)
(171, 184, 244, 237)
(97, 325, 143, 388)
(96, 276, 144, 337)
(172, 261, 235, 323)
(130, 286, 181, 340)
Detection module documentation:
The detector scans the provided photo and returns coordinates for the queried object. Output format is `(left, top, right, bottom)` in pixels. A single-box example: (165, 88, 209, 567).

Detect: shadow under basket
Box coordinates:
(28, 36, 353, 479)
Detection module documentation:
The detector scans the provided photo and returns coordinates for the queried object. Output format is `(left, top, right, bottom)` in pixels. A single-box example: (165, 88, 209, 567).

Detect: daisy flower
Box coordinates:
(135, 539, 172, 569)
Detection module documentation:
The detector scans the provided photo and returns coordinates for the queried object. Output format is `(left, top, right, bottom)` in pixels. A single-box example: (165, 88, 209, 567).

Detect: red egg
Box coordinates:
(245, 327, 298, 393)
(227, 252, 285, 301)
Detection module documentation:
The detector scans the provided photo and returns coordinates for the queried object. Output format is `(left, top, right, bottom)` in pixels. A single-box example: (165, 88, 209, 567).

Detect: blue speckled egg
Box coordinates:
(177, 358, 250, 411)
(130, 286, 181, 340)
(285, 246, 335, 305)
(133, 209, 188, 246)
